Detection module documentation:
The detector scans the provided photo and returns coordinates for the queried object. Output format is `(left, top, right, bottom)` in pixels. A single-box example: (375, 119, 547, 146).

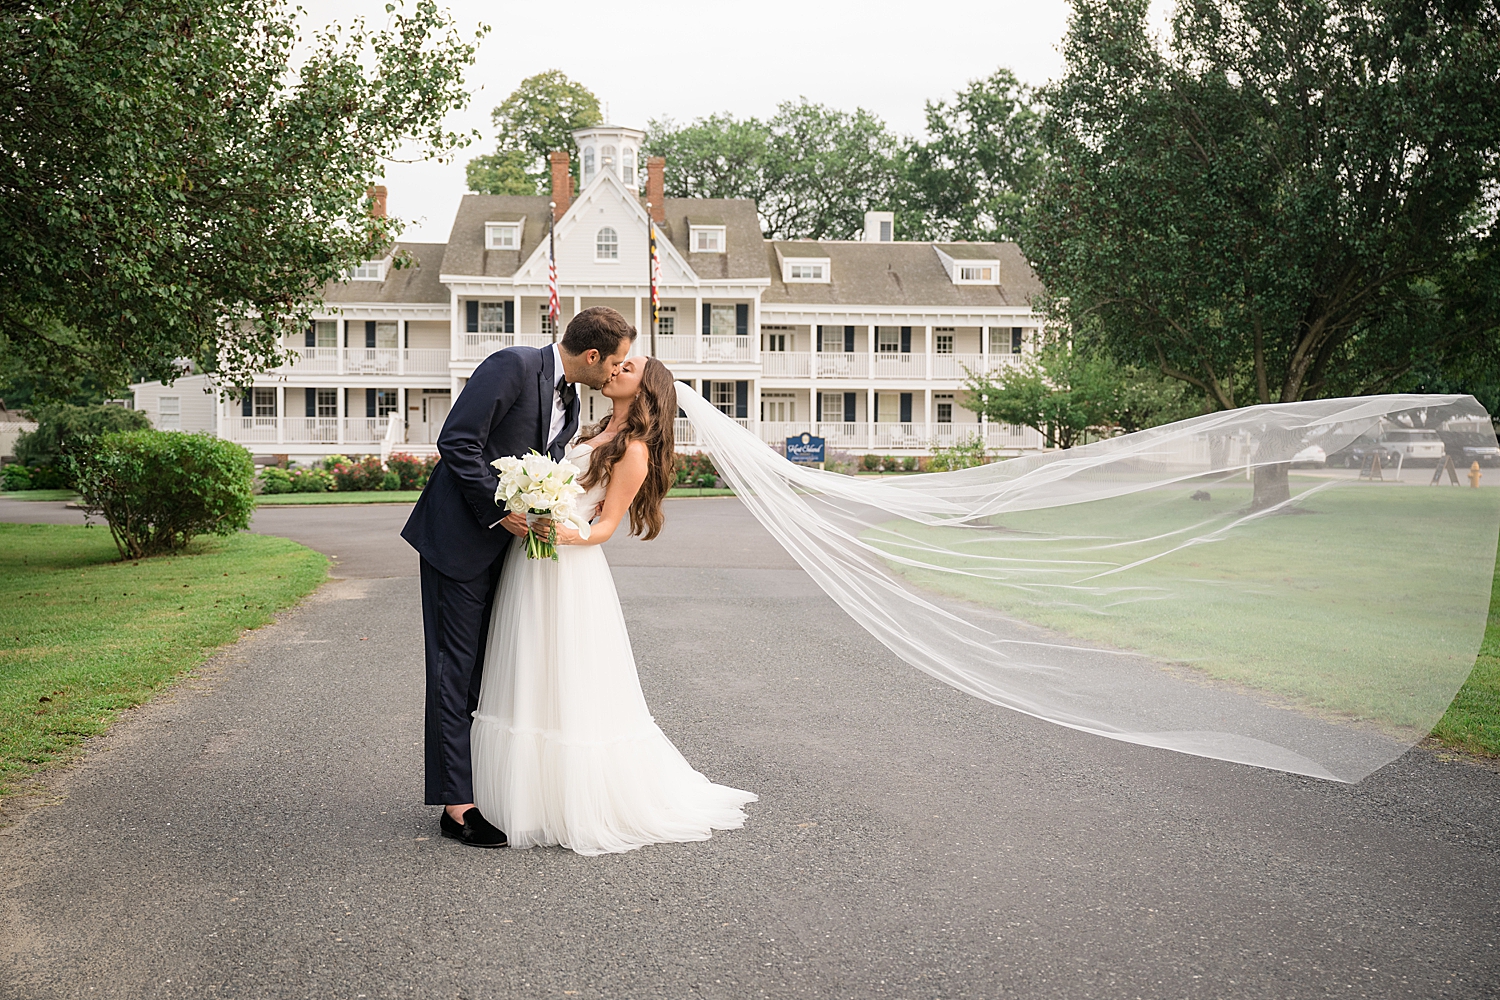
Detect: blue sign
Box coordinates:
(785, 433, 825, 464)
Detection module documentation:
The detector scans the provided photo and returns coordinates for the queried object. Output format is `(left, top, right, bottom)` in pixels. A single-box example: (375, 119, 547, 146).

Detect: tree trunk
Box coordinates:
(1250, 462, 1291, 511)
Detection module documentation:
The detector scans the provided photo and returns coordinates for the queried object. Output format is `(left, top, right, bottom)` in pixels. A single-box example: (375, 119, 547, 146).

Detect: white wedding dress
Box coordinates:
(470, 442, 757, 855)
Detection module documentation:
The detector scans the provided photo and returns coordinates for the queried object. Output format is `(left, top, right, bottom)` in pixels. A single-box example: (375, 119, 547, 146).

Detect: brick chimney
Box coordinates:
(646, 156, 665, 223)
(367, 184, 388, 218)
(549, 151, 572, 217)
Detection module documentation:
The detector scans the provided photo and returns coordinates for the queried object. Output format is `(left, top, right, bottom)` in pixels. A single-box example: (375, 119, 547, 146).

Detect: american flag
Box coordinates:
(547, 206, 560, 340)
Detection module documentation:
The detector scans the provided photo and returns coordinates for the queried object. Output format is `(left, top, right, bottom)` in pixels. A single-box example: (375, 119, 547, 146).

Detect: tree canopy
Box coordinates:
(466, 70, 601, 197)
(1025, 0, 1500, 413)
(1, 0, 484, 403)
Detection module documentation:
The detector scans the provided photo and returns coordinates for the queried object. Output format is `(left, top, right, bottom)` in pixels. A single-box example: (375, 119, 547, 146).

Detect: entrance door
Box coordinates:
(425, 396, 451, 443)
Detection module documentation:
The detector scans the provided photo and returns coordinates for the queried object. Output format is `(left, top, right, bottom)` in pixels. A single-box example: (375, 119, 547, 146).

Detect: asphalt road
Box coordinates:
(1, 497, 1497, 999)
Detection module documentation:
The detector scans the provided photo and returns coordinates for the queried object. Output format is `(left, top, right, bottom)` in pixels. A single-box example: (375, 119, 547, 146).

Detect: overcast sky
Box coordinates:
(297, 0, 1171, 243)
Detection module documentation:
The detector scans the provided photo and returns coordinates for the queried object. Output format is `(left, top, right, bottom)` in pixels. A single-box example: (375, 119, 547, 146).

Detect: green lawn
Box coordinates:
(0, 489, 78, 502)
(667, 487, 736, 498)
(255, 490, 423, 505)
(0, 524, 327, 800)
(875, 479, 1500, 749)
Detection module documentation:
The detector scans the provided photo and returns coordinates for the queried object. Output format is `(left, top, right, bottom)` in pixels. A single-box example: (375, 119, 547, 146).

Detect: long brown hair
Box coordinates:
(579, 357, 677, 540)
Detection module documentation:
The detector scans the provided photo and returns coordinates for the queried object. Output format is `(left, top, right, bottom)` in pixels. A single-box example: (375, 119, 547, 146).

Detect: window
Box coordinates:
(601, 145, 616, 176)
(709, 303, 736, 337)
(657, 305, 676, 336)
(710, 381, 736, 416)
(788, 263, 825, 280)
(762, 393, 795, 422)
(936, 333, 954, 354)
(157, 396, 181, 431)
(478, 303, 507, 333)
(596, 227, 619, 260)
(876, 327, 901, 353)
(314, 321, 338, 348)
(1011, 327, 1023, 354)
(252, 387, 277, 418)
(959, 265, 995, 281)
(316, 388, 337, 418)
(948, 258, 1001, 284)
(485, 223, 520, 250)
(691, 226, 725, 253)
(764, 332, 786, 352)
(936, 393, 953, 424)
(376, 389, 399, 418)
(880, 220, 892, 242)
(622, 147, 636, 186)
(348, 259, 384, 281)
(375, 321, 399, 349)
(539, 304, 555, 339)
(582, 146, 595, 185)
(821, 392, 846, 423)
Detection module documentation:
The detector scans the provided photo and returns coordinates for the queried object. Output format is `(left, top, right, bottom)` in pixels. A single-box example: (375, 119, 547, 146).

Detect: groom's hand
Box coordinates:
(499, 512, 529, 537)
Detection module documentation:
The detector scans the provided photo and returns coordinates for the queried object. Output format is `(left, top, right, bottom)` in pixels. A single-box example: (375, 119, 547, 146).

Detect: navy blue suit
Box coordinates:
(401, 346, 579, 805)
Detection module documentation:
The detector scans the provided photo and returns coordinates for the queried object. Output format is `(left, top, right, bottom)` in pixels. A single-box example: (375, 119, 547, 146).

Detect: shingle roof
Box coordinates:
(655, 198, 771, 281)
(762, 240, 1042, 308)
(321, 242, 449, 304)
(439, 195, 554, 277)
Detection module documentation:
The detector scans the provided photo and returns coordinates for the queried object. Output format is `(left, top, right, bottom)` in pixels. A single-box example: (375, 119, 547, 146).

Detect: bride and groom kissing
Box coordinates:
(401, 306, 755, 856)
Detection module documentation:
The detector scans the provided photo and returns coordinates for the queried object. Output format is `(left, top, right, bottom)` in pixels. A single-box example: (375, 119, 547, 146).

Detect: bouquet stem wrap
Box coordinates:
(492, 451, 590, 561)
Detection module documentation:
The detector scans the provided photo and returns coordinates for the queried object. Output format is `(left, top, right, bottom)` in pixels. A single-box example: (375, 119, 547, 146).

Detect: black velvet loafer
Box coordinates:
(440, 807, 508, 848)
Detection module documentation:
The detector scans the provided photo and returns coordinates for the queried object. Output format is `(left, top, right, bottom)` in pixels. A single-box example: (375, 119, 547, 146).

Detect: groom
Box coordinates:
(401, 306, 637, 847)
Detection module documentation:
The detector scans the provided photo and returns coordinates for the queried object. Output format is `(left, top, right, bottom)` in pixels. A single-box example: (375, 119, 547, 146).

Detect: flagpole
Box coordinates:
(647, 206, 657, 358)
(547, 201, 558, 344)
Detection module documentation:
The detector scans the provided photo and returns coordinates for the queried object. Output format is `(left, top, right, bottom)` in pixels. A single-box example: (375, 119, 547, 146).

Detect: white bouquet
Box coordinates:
(491, 451, 591, 560)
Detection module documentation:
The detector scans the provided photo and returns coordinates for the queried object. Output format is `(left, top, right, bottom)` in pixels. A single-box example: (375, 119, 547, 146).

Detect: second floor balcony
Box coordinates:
(277, 346, 450, 377)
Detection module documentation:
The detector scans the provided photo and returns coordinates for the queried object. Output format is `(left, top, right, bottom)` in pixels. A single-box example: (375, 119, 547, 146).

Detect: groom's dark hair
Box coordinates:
(561, 306, 637, 357)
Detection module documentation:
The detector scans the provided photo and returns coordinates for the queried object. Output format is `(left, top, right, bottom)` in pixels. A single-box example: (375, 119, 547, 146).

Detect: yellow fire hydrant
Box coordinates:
(1470, 461, 1483, 488)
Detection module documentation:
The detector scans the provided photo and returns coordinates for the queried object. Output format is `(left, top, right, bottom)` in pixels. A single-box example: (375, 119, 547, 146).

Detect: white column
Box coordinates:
(924, 387, 932, 430)
(450, 289, 462, 362)
(751, 378, 761, 439)
(573, 295, 581, 326)
(398, 319, 407, 376)
(338, 319, 347, 375)
(336, 384, 346, 447)
(867, 387, 876, 452)
(867, 323, 875, 376)
(693, 295, 703, 363)
(751, 296, 761, 364)
(633, 295, 642, 347)
(925, 325, 934, 381)
(398, 386, 407, 444)
(275, 385, 285, 445)
(981, 324, 989, 375)
(512, 293, 521, 342)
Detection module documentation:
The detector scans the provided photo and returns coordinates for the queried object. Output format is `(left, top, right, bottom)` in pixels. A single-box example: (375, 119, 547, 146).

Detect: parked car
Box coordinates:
(1326, 438, 1401, 469)
(1379, 429, 1445, 466)
(1290, 445, 1326, 468)
(1461, 443, 1500, 467)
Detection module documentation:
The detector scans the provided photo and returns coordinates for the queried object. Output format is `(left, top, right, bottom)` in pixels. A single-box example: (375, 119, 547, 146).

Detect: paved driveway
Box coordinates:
(1, 497, 1497, 998)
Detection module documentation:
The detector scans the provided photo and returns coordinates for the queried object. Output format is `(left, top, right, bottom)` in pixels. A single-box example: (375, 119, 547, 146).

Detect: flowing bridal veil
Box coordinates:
(676, 386, 1500, 782)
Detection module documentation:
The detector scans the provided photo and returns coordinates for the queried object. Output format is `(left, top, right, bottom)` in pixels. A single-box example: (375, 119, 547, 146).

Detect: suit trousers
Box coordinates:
(420, 551, 506, 805)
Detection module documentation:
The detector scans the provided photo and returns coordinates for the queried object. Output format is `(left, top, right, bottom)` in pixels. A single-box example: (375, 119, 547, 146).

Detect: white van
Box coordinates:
(1380, 428, 1445, 465)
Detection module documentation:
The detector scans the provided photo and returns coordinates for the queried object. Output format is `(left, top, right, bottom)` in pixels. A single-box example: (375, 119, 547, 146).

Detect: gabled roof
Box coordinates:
(321, 242, 449, 304)
(655, 198, 771, 281)
(439, 195, 554, 278)
(762, 240, 1042, 308)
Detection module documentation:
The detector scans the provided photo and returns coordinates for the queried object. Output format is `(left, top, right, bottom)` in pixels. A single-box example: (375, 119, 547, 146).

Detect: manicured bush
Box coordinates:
(902, 456, 918, 472)
(860, 454, 882, 472)
(290, 467, 332, 493)
(674, 451, 719, 488)
(258, 467, 294, 494)
(380, 470, 400, 490)
(26, 465, 67, 489)
(14, 404, 151, 477)
(72, 430, 256, 559)
(330, 456, 388, 492)
(387, 452, 438, 490)
(2, 463, 32, 491)
(880, 454, 901, 472)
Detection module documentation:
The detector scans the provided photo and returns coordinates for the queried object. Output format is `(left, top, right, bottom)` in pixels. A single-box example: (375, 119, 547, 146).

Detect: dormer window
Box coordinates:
(485, 222, 521, 250)
(582, 146, 596, 186)
(959, 264, 996, 282)
(936, 245, 1001, 285)
(691, 225, 725, 253)
(596, 226, 619, 261)
(622, 147, 636, 187)
(347, 259, 386, 281)
(782, 257, 830, 283)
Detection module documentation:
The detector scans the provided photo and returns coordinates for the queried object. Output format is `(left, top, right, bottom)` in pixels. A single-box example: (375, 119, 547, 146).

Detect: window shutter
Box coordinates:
(900, 392, 912, 423)
(305, 322, 316, 348)
(735, 381, 748, 419)
(466, 300, 479, 333)
(900, 326, 911, 353)
(505, 301, 515, 334)
(816, 325, 825, 351)
(702, 302, 711, 336)
(735, 304, 749, 337)
(366, 388, 376, 418)
(816, 391, 823, 419)
(703, 381, 712, 400)
(843, 392, 856, 423)
(305, 388, 315, 418)
(241, 393, 252, 417)
(363, 321, 375, 349)
(844, 326, 855, 352)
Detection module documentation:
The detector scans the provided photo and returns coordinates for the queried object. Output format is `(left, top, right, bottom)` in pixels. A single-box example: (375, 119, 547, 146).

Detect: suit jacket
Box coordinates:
(401, 345, 579, 580)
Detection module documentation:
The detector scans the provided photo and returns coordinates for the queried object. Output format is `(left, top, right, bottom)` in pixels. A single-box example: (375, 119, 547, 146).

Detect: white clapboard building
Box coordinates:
(132, 124, 1045, 464)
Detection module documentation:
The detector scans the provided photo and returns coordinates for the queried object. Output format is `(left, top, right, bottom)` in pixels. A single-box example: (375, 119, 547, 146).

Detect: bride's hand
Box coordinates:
(529, 517, 584, 546)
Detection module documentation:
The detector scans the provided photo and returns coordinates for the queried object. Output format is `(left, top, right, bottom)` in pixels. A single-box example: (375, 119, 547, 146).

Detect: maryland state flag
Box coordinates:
(648, 219, 661, 352)
(547, 206, 560, 340)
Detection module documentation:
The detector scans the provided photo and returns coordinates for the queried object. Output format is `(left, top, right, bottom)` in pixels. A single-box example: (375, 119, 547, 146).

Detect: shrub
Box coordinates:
(290, 468, 332, 493)
(331, 456, 388, 492)
(27, 465, 67, 489)
(387, 452, 437, 490)
(380, 470, 401, 490)
(72, 430, 256, 559)
(258, 467, 294, 494)
(860, 454, 882, 472)
(14, 404, 151, 482)
(880, 454, 901, 472)
(2, 463, 32, 491)
(823, 450, 859, 475)
(929, 435, 988, 472)
(675, 451, 718, 488)
(322, 454, 352, 471)
(902, 456, 918, 472)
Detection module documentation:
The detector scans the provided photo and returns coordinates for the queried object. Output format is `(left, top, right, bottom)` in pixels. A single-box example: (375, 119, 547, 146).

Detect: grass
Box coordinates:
(667, 487, 736, 498)
(0, 489, 78, 502)
(255, 490, 423, 505)
(874, 478, 1500, 746)
(1432, 561, 1500, 755)
(0, 524, 328, 800)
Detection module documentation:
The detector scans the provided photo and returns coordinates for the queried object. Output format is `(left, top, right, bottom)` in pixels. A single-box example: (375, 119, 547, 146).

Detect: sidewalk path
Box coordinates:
(1, 497, 1497, 998)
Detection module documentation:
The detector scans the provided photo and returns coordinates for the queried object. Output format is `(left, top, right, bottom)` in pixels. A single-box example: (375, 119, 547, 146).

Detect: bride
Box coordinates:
(469, 356, 756, 856)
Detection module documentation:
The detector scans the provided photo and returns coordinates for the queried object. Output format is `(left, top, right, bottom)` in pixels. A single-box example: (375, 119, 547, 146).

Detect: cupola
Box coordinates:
(573, 124, 647, 191)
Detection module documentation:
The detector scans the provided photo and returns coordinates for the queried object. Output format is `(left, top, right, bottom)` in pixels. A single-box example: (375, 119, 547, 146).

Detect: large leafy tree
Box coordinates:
(647, 100, 904, 239)
(466, 70, 600, 196)
(902, 69, 1045, 242)
(1026, 0, 1500, 504)
(0, 0, 485, 402)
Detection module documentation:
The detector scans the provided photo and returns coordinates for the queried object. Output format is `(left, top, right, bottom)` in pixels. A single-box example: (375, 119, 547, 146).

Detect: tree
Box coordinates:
(1025, 0, 1500, 506)
(902, 69, 1045, 242)
(646, 100, 904, 239)
(467, 70, 601, 196)
(0, 0, 485, 403)
(962, 338, 1197, 449)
